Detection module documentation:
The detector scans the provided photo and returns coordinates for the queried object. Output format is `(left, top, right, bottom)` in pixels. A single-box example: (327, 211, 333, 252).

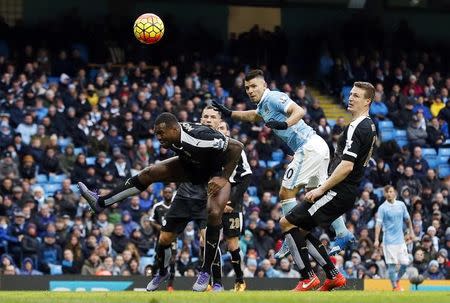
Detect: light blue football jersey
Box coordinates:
(256, 89, 315, 151)
(376, 200, 410, 245)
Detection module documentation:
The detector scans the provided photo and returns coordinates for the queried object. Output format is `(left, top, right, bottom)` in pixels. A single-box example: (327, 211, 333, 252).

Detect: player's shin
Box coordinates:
(211, 249, 222, 285)
(230, 248, 244, 282)
(99, 175, 147, 207)
(306, 234, 339, 279)
(388, 264, 398, 288)
(398, 264, 407, 281)
(156, 244, 172, 276)
(284, 228, 314, 279)
(201, 224, 221, 273)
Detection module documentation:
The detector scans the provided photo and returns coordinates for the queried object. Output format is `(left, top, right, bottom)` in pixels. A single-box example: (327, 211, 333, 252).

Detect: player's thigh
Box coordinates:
(207, 181, 231, 212)
(143, 156, 190, 182)
(162, 217, 190, 235)
(284, 201, 316, 231)
(309, 189, 354, 228)
(222, 212, 243, 238)
(282, 135, 330, 190)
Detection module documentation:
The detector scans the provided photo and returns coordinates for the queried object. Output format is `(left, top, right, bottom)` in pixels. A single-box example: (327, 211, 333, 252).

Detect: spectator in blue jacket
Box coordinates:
(370, 92, 388, 122)
(38, 232, 62, 274)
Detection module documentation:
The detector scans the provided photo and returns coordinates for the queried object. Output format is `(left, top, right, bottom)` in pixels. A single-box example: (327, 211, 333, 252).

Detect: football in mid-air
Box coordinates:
(133, 13, 164, 44)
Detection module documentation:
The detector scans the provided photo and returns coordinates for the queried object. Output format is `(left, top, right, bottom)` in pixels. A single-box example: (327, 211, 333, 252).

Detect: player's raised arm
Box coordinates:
(212, 100, 263, 123)
(265, 101, 306, 130)
(285, 102, 305, 127)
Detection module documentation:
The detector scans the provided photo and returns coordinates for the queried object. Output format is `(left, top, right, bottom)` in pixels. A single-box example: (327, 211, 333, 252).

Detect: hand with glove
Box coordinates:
(265, 120, 288, 130)
(211, 100, 232, 118)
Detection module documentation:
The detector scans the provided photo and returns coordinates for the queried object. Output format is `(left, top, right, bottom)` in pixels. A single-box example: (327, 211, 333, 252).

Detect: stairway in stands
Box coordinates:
(309, 88, 352, 124)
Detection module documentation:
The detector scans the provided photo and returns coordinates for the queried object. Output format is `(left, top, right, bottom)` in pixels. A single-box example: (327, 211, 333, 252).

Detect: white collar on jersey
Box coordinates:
(259, 88, 270, 104)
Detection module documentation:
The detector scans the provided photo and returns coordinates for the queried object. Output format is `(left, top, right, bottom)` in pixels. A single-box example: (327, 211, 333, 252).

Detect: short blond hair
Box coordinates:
(354, 82, 375, 101)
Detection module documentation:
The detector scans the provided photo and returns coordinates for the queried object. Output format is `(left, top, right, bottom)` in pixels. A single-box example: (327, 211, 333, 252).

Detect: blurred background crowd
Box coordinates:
(0, 1, 449, 282)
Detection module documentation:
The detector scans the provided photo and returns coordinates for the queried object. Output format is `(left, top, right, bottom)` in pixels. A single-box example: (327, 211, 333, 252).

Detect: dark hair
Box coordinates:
(354, 82, 375, 101)
(155, 112, 179, 127)
(245, 69, 265, 82)
(203, 105, 222, 118)
(383, 185, 395, 193)
(220, 121, 230, 131)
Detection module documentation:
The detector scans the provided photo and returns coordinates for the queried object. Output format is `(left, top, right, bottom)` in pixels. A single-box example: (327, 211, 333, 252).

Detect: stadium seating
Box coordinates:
(271, 150, 284, 162)
(341, 86, 352, 105)
(48, 174, 67, 183)
(422, 148, 438, 169)
(373, 187, 384, 201)
(74, 147, 84, 155)
(36, 174, 48, 183)
(438, 148, 450, 165)
(247, 186, 257, 196)
(267, 160, 281, 168)
(86, 157, 96, 165)
(379, 121, 395, 142)
(58, 137, 72, 150)
(250, 196, 260, 205)
(438, 164, 450, 179)
(259, 160, 267, 168)
(70, 184, 79, 193)
(43, 183, 62, 195)
(327, 119, 336, 129)
(394, 129, 408, 148)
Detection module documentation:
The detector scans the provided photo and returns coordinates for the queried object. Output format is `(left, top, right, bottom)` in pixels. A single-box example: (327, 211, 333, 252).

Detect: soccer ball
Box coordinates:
(133, 13, 164, 44)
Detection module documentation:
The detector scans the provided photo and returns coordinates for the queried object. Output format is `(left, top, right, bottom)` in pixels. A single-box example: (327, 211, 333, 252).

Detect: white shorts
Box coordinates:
(383, 243, 409, 265)
(282, 134, 330, 190)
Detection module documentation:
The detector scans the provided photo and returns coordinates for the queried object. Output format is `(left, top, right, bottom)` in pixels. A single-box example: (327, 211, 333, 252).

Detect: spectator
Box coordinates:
(370, 92, 388, 122)
(396, 166, 422, 197)
(81, 251, 101, 275)
(423, 260, 445, 280)
(396, 99, 415, 129)
(59, 144, 76, 176)
(21, 223, 39, 263)
(0, 151, 19, 180)
(38, 232, 62, 274)
(407, 115, 428, 147)
(402, 75, 424, 97)
(110, 224, 129, 254)
(278, 257, 300, 278)
(258, 169, 279, 197)
(20, 258, 42, 275)
(15, 114, 37, 145)
(40, 148, 61, 175)
(260, 258, 280, 278)
(308, 99, 325, 124)
(61, 249, 82, 274)
(368, 158, 391, 188)
(427, 117, 445, 148)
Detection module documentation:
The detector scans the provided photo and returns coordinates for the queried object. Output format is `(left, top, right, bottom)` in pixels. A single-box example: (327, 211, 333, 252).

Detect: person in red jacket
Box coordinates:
(402, 75, 424, 97)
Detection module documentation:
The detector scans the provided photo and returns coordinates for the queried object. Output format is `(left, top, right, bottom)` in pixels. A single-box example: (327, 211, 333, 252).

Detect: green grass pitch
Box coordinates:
(1, 291, 449, 303)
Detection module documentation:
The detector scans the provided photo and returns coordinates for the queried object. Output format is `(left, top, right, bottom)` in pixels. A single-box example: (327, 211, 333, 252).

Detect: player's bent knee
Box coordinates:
(279, 186, 296, 200)
(207, 207, 222, 220)
(280, 217, 294, 231)
(140, 164, 155, 177)
(159, 231, 175, 245)
(227, 237, 239, 251)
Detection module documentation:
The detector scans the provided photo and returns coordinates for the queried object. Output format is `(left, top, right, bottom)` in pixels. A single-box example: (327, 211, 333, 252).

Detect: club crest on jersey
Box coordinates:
(264, 105, 269, 113)
(280, 95, 288, 104)
(181, 122, 193, 132)
(212, 138, 225, 150)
